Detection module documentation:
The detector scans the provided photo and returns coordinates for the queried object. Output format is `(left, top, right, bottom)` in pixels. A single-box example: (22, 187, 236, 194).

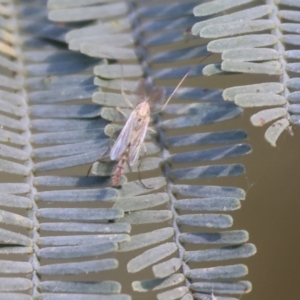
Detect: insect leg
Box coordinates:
(86, 146, 110, 177)
(121, 90, 135, 109)
(116, 106, 129, 119)
(136, 145, 154, 190)
(119, 57, 135, 109)
(147, 127, 157, 134)
(142, 143, 147, 154)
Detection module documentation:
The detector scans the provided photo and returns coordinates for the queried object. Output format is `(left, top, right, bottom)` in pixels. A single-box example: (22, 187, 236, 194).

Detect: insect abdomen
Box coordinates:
(111, 156, 127, 186)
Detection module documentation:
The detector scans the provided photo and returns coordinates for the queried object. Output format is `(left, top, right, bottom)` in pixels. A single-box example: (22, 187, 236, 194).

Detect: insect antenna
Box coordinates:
(86, 146, 111, 177)
(156, 52, 213, 113)
(136, 157, 154, 189)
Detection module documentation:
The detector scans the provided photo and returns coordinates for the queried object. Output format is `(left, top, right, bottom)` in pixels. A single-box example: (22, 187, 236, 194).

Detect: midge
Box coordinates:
(109, 54, 212, 187)
(109, 74, 189, 187)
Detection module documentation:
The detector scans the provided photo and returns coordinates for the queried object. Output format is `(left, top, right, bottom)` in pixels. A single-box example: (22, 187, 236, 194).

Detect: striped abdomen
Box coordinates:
(111, 151, 129, 187)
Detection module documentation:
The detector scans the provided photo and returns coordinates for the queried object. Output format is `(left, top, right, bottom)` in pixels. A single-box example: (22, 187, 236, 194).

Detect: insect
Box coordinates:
(108, 54, 213, 187)
(109, 82, 164, 187)
(111, 143, 131, 187)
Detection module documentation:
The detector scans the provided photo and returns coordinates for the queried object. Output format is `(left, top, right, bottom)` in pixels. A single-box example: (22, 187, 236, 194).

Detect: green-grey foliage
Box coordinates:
(194, 0, 300, 147)
(9, 0, 300, 299)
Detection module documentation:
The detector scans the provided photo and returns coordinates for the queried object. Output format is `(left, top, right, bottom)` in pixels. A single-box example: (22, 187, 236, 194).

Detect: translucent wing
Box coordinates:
(110, 110, 136, 160)
(111, 83, 157, 163)
(110, 108, 150, 162)
(128, 115, 150, 165)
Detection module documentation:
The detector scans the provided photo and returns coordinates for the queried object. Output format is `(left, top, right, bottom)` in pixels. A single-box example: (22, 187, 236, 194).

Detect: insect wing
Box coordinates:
(110, 110, 136, 160)
(128, 115, 150, 166)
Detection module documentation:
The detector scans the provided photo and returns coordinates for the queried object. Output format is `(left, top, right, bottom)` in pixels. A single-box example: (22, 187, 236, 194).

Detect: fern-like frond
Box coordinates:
(193, 0, 300, 147)
(0, 0, 130, 299)
(47, 1, 256, 299)
(0, 0, 258, 300)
